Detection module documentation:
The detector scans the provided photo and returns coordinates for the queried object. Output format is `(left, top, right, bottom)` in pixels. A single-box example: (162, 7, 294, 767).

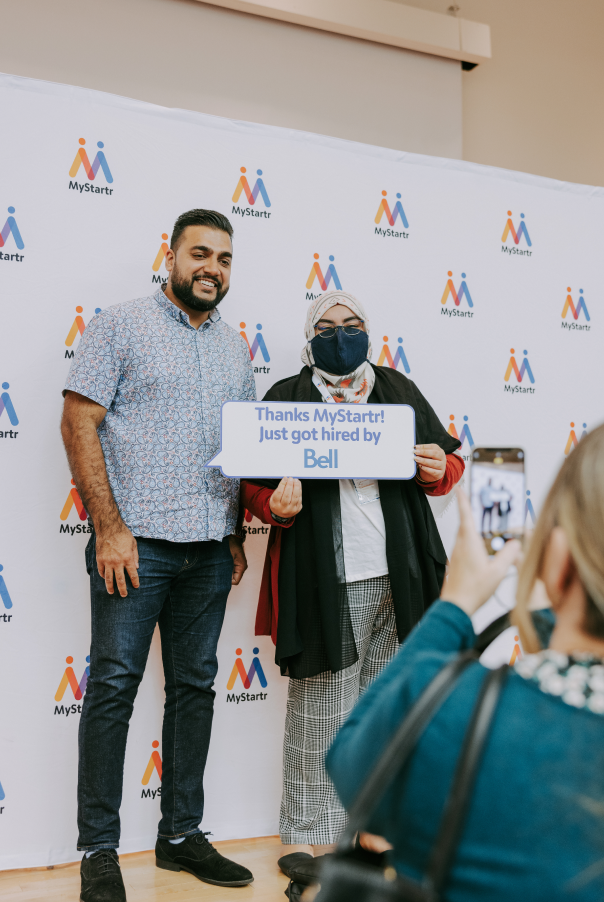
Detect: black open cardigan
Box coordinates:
(252, 364, 461, 679)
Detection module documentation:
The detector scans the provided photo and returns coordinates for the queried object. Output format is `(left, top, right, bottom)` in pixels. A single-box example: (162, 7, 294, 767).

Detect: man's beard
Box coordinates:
(169, 266, 229, 312)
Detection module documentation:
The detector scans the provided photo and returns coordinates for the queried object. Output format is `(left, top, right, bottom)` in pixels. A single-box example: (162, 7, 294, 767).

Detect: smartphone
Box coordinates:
(470, 448, 525, 554)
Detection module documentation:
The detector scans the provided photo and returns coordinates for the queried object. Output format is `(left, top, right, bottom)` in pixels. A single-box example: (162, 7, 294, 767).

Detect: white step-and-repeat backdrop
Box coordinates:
(0, 71, 602, 869)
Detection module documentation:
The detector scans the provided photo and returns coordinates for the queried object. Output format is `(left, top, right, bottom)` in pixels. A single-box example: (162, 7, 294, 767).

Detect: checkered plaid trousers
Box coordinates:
(279, 575, 399, 844)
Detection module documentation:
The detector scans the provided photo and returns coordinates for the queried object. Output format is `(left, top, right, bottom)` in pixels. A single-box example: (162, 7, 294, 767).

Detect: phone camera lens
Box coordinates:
(518, 451, 524, 459)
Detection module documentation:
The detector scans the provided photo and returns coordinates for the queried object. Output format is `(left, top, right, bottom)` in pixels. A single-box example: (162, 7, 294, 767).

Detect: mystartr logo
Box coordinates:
(501, 211, 532, 256)
(141, 741, 162, 799)
(0, 383, 18, 439)
(376, 336, 410, 373)
(60, 480, 92, 535)
(441, 271, 474, 318)
(565, 421, 587, 456)
(152, 233, 169, 284)
(447, 415, 474, 461)
(69, 138, 114, 195)
(374, 190, 409, 239)
(0, 207, 24, 261)
(226, 647, 268, 704)
(240, 322, 270, 375)
(54, 655, 90, 717)
(0, 565, 13, 623)
(562, 287, 590, 331)
(65, 306, 102, 358)
(504, 348, 535, 394)
(306, 254, 342, 300)
(232, 167, 271, 219)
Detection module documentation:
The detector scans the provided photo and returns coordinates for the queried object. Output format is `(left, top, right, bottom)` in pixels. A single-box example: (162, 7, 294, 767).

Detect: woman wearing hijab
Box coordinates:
(241, 291, 464, 856)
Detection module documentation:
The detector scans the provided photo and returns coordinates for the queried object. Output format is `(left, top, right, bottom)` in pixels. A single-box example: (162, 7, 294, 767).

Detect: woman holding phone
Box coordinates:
(327, 426, 604, 900)
(241, 291, 464, 858)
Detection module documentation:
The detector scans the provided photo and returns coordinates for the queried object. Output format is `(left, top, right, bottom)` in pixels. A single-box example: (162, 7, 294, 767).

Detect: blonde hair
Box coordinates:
(513, 423, 604, 653)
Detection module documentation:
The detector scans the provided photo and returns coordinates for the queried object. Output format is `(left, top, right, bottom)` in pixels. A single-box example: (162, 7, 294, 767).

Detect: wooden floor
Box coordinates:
(0, 836, 298, 901)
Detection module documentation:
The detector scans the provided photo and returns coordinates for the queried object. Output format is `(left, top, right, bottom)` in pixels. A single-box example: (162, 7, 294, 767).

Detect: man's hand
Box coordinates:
(229, 535, 248, 586)
(269, 477, 303, 519)
(96, 524, 139, 598)
(414, 443, 446, 483)
(62, 391, 137, 598)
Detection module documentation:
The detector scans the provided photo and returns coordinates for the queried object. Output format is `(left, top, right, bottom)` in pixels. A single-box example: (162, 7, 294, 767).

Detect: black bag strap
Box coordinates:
(473, 613, 510, 654)
(423, 664, 509, 898)
(336, 649, 478, 851)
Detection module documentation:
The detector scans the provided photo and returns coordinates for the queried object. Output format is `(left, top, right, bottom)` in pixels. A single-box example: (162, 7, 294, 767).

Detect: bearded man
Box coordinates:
(61, 210, 255, 901)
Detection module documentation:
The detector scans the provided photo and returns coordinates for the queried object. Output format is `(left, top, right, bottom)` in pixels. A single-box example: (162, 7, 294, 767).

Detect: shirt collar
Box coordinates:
(154, 288, 222, 329)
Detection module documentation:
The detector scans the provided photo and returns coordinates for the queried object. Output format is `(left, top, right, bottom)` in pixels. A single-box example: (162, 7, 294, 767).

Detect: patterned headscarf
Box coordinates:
(301, 291, 375, 404)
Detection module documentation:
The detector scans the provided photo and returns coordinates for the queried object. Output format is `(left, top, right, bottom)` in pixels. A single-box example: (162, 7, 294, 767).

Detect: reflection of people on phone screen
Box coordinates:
(480, 479, 494, 532)
(498, 488, 512, 531)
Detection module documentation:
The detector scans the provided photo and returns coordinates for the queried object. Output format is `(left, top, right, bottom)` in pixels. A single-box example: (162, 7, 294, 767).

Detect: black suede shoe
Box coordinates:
(155, 833, 254, 887)
(80, 850, 126, 902)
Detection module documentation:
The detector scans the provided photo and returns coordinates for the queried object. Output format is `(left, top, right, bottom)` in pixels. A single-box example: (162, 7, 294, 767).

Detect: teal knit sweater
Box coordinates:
(327, 601, 604, 900)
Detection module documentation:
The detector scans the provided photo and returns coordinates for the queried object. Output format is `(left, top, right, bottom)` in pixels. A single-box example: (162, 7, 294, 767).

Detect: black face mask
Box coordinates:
(310, 328, 369, 376)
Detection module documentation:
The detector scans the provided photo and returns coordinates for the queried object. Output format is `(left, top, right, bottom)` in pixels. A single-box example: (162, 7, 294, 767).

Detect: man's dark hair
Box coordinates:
(170, 209, 233, 250)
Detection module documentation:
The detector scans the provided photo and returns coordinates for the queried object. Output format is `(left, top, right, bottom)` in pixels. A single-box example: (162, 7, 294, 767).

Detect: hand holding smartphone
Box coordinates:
(470, 448, 525, 555)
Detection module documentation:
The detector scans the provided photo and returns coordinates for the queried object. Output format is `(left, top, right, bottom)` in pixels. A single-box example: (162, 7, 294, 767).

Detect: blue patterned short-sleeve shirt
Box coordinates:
(65, 289, 256, 542)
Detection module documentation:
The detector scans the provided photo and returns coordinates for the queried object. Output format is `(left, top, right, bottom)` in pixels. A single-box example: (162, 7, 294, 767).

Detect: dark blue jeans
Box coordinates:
(77, 533, 233, 851)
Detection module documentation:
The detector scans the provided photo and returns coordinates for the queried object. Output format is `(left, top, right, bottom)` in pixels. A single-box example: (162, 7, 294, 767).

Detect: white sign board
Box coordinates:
(206, 402, 416, 479)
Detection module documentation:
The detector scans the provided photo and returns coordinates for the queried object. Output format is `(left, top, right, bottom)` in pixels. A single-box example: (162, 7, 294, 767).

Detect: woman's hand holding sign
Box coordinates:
(414, 443, 447, 483)
(270, 477, 303, 520)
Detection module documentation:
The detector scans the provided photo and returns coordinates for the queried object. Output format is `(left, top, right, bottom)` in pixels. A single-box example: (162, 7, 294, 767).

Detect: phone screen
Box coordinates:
(470, 448, 525, 554)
